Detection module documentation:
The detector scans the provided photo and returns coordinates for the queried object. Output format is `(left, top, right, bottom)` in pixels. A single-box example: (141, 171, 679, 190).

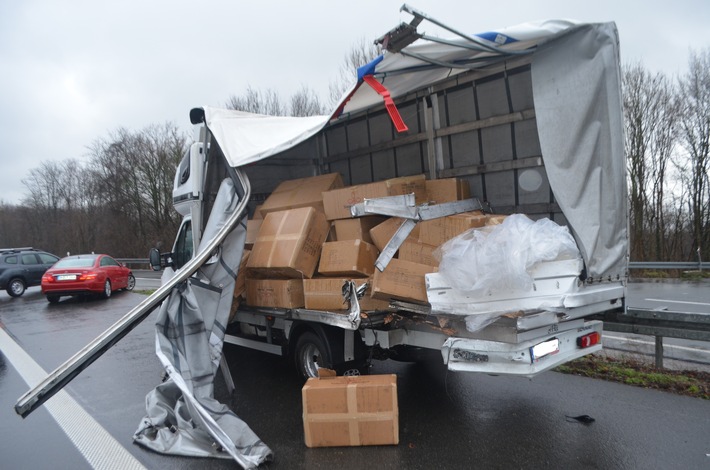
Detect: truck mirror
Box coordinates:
(149, 248, 162, 271)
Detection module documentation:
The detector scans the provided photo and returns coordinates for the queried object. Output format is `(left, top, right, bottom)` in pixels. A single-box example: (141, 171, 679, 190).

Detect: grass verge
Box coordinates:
(134, 289, 156, 296)
(555, 354, 709, 400)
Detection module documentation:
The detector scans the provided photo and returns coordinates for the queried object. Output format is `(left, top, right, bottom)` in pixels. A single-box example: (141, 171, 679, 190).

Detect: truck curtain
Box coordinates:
(133, 179, 273, 468)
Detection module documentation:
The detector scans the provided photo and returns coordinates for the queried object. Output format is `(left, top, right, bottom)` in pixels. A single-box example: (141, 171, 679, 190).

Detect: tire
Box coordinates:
(294, 331, 333, 379)
(125, 273, 135, 291)
(47, 295, 60, 304)
(101, 279, 112, 299)
(7, 278, 26, 297)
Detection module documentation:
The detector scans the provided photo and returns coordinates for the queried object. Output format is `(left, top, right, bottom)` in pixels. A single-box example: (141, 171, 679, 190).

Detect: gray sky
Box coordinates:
(1, 0, 708, 205)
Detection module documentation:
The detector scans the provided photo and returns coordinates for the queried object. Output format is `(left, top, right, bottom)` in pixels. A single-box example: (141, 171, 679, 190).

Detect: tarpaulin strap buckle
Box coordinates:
(362, 75, 409, 133)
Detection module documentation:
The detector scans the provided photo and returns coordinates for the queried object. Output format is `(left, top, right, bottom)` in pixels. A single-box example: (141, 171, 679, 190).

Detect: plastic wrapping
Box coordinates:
(434, 214, 580, 296)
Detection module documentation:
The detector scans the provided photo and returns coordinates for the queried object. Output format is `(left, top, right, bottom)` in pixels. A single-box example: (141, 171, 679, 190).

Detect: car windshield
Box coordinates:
(54, 258, 96, 268)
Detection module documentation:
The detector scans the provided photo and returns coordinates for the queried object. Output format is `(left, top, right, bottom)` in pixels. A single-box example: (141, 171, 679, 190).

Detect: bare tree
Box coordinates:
(328, 37, 382, 107)
(226, 86, 287, 116)
(622, 63, 680, 261)
(290, 85, 326, 116)
(676, 47, 710, 261)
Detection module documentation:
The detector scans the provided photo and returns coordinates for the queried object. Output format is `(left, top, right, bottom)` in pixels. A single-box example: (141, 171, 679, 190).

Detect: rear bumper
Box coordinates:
(42, 280, 105, 295)
(441, 320, 603, 377)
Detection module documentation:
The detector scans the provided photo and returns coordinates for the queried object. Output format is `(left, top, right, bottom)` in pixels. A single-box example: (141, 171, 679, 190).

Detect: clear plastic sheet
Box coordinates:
(434, 214, 580, 296)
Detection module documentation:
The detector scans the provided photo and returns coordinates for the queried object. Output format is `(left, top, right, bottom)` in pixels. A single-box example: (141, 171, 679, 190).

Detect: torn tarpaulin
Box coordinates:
(133, 178, 273, 468)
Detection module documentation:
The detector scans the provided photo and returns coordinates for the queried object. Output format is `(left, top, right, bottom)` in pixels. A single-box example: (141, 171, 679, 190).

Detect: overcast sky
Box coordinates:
(1, 0, 708, 205)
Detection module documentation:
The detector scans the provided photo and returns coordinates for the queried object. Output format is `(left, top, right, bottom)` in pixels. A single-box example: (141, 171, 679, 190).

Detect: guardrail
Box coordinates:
(117, 258, 150, 268)
(598, 308, 710, 369)
(628, 261, 708, 271)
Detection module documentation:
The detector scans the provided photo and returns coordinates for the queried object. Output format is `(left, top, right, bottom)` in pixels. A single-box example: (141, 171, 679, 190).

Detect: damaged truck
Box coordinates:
(16, 4, 628, 468)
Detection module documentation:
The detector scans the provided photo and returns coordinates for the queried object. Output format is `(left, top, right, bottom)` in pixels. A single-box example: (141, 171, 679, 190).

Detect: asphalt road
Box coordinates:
(0, 281, 709, 469)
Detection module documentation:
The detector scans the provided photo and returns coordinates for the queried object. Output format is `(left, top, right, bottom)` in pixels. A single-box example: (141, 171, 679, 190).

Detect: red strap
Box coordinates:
(362, 75, 409, 133)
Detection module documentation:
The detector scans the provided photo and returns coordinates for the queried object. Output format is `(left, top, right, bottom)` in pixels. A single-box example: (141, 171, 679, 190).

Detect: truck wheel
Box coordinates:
(294, 331, 333, 379)
(7, 278, 26, 297)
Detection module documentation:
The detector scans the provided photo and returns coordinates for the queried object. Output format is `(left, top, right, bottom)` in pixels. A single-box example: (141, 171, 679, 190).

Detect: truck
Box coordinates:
(155, 15, 627, 380)
(16, 5, 628, 467)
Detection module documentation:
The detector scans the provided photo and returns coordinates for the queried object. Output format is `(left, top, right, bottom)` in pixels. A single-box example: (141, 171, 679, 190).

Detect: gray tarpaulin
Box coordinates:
(133, 179, 273, 468)
(531, 23, 628, 281)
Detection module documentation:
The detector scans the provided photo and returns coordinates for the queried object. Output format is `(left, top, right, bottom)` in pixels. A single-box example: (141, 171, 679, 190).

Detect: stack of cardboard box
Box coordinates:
(232, 172, 506, 312)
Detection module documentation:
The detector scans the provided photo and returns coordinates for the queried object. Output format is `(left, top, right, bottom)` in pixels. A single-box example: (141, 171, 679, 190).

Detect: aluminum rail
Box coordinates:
(15, 168, 251, 418)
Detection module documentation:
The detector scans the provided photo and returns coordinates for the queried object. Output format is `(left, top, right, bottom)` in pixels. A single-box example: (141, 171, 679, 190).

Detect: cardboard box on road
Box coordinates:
(302, 374, 399, 448)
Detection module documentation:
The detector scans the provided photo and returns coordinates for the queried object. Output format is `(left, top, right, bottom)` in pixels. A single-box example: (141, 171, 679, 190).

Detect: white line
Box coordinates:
(644, 298, 710, 307)
(0, 327, 147, 470)
(604, 334, 710, 355)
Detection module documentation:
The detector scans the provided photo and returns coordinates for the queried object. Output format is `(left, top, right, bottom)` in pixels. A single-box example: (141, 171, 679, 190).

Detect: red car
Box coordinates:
(41, 254, 135, 303)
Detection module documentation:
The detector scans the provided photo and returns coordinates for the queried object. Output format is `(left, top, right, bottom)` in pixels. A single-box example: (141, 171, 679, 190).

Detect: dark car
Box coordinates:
(41, 253, 135, 303)
(0, 247, 60, 297)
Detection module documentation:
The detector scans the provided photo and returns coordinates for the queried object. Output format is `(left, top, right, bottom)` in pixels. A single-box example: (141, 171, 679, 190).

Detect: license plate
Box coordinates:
(57, 274, 77, 281)
(530, 338, 559, 363)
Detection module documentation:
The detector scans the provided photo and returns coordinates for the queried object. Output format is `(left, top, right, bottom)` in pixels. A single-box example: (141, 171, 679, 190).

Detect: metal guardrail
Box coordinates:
(117, 258, 150, 268)
(598, 308, 710, 369)
(629, 261, 708, 271)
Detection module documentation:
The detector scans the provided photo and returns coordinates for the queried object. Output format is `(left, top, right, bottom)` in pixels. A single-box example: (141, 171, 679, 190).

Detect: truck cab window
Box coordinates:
(174, 220, 193, 270)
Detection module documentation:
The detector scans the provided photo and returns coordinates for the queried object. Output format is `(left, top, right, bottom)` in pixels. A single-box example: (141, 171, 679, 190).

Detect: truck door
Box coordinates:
(172, 219, 194, 270)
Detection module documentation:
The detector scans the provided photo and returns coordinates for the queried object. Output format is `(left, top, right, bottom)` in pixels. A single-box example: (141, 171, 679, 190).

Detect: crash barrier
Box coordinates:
(117, 258, 150, 269)
(628, 261, 708, 271)
(598, 308, 710, 369)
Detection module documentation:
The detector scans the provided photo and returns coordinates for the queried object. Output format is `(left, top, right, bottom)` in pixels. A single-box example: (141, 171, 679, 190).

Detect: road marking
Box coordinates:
(0, 327, 147, 470)
(644, 298, 710, 307)
(604, 334, 710, 355)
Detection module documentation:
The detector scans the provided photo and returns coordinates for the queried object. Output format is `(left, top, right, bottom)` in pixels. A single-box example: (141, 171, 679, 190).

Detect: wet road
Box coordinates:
(1, 283, 709, 469)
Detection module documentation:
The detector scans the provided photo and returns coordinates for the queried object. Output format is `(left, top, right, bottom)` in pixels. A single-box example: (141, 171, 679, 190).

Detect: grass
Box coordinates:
(555, 354, 710, 399)
(134, 289, 156, 296)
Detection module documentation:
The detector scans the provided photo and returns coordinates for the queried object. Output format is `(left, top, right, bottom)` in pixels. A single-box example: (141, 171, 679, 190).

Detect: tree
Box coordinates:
(677, 48, 710, 261)
(225, 86, 287, 116)
(622, 63, 680, 261)
(328, 37, 382, 107)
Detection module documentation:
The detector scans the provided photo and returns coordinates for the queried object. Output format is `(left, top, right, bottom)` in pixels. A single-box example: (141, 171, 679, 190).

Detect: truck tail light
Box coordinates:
(577, 332, 601, 349)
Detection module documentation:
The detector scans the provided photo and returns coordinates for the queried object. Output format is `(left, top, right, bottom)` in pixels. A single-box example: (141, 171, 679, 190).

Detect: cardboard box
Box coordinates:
(486, 214, 508, 225)
(252, 204, 264, 220)
(303, 278, 390, 312)
(333, 216, 386, 244)
(247, 207, 329, 279)
(228, 250, 251, 323)
(425, 178, 471, 204)
(302, 374, 399, 447)
(372, 258, 436, 304)
(318, 240, 378, 277)
(245, 278, 304, 308)
(322, 175, 426, 220)
(418, 211, 487, 246)
(245, 219, 263, 249)
(259, 173, 344, 217)
(369, 217, 420, 253)
(398, 240, 439, 267)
